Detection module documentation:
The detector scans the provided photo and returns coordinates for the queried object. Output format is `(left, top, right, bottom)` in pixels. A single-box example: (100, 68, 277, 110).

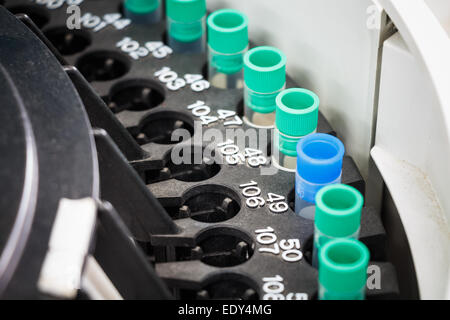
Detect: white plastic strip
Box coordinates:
(38, 198, 97, 299)
(81, 256, 123, 300)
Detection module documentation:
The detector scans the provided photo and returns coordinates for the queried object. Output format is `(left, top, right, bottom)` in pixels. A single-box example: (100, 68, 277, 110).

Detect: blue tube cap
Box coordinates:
(296, 133, 345, 184)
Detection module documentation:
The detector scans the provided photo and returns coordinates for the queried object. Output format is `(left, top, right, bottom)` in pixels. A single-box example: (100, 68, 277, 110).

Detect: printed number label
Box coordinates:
(82, 13, 130, 32)
(34, 0, 84, 9)
(239, 182, 288, 212)
(221, 142, 267, 167)
(154, 68, 210, 92)
(255, 227, 303, 263)
(262, 276, 308, 300)
(186, 101, 219, 125)
(117, 38, 173, 60)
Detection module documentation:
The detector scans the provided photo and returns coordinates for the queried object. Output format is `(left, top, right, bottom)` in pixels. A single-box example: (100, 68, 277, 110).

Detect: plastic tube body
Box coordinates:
(295, 172, 341, 219)
(294, 133, 345, 219)
(124, 0, 162, 24)
(244, 85, 281, 127)
(166, 0, 206, 54)
(167, 16, 206, 54)
(208, 46, 247, 89)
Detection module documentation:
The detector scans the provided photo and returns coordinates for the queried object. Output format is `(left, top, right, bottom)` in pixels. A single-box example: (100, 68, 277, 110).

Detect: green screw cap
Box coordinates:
(244, 46, 286, 93)
(167, 0, 206, 22)
(315, 184, 364, 238)
(125, 0, 160, 14)
(319, 239, 370, 297)
(276, 88, 319, 137)
(207, 9, 248, 54)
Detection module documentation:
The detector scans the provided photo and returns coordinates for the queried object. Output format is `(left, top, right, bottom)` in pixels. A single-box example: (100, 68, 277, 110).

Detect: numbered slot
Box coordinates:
(255, 227, 303, 263)
(154, 67, 210, 92)
(44, 27, 92, 55)
(145, 146, 221, 184)
(133, 111, 194, 145)
(163, 185, 240, 223)
(104, 79, 165, 113)
(239, 181, 289, 213)
(175, 227, 254, 267)
(179, 275, 259, 300)
(76, 50, 130, 82)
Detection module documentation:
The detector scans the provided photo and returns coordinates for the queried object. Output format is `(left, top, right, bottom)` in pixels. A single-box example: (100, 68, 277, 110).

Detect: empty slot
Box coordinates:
(105, 79, 165, 113)
(44, 27, 92, 56)
(179, 274, 259, 300)
(175, 227, 254, 267)
(163, 185, 240, 223)
(76, 50, 130, 82)
(134, 111, 194, 145)
(145, 146, 220, 184)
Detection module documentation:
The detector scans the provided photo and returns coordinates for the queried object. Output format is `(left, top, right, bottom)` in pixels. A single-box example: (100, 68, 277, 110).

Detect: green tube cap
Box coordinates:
(207, 9, 248, 54)
(319, 239, 370, 295)
(167, 0, 206, 22)
(244, 46, 286, 93)
(125, 0, 160, 14)
(275, 88, 319, 137)
(315, 184, 364, 238)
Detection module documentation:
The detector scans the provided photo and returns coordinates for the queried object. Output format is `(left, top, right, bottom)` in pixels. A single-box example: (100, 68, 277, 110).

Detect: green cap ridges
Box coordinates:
(167, 0, 206, 22)
(319, 239, 370, 298)
(276, 88, 319, 138)
(244, 46, 286, 93)
(315, 184, 363, 238)
(208, 9, 248, 54)
(125, 0, 160, 14)
(167, 0, 206, 42)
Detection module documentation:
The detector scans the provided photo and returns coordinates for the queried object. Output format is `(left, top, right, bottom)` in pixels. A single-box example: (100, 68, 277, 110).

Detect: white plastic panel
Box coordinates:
(425, 0, 450, 37)
(374, 0, 450, 299)
(372, 34, 449, 300)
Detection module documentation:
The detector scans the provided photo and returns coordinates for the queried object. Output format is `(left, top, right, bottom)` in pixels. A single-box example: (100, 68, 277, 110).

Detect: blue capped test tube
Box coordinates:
(295, 133, 345, 219)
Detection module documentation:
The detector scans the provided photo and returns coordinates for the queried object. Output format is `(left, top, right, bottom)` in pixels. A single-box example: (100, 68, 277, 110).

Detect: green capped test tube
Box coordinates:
(319, 238, 370, 300)
(313, 184, 364, 267)
(166, 0, 206, 54)
(207, 9, 249, 89)
(243, 46, 286, 128)
(124, 0, 162, 24)
(273, 88, 319, 171)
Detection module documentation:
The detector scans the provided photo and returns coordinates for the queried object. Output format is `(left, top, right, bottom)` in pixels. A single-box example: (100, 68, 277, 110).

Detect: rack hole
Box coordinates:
(145, 146, 220, 184)
(198, 228, 254, 267)
(44, 27, 92, 55)
(176, 228, 254, 267)
(8, 5, 50, 28)
(105, 79, 165, 113)
(76, 50, 130, 82)
(134, 111, 194, 145)
(163, 185, 240, 223)
(168, 146, 220, 182)
(179, 275, 259, 300)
